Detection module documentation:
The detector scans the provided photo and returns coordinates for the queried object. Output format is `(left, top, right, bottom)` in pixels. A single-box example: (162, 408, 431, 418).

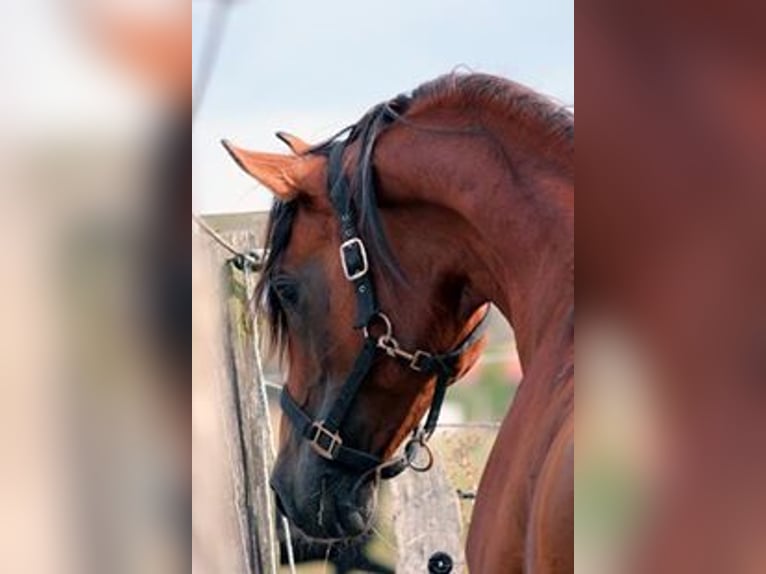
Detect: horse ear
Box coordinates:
(275, 131, 312, 155)
(221, 140, 309, 201)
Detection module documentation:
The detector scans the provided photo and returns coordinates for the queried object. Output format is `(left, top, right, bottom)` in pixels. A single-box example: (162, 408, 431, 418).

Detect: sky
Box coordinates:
(193, 0, 573, 214)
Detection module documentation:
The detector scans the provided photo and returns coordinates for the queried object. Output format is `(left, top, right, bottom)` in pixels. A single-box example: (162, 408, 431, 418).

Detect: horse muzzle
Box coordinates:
(270, 454, 376, 541)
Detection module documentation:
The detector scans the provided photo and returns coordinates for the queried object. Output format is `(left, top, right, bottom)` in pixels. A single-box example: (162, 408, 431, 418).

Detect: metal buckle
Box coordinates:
(309, 421, 343, 460)
(339, 237, 369, 281)
(409, 350, 433, 372)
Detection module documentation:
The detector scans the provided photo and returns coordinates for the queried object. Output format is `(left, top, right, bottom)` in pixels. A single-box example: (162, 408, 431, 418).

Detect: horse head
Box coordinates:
(222, 126, 488, 541)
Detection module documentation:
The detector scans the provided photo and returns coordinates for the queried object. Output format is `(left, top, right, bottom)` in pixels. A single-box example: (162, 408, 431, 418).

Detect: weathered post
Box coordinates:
(193, 216, 280, 574)
(391, 458, 466, 573)
(192, 231, 252, 573)
(224, 258, 280, 574)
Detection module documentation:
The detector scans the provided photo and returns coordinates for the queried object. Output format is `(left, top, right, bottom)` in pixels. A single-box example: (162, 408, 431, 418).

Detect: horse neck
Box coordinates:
(378, 119, 573, 369)
(467, 169, 573, 369)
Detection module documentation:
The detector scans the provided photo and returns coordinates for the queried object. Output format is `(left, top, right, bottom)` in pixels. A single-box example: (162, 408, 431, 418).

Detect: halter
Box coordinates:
(279, 137, 489, 479)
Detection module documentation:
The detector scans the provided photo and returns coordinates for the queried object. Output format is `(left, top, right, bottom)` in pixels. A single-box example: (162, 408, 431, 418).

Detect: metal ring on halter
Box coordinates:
(405, 435, 434, 472)
(362, 311, 393, 340)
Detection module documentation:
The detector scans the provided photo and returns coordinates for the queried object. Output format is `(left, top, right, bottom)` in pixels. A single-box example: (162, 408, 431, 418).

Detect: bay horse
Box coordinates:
(223, 73, 573, 573)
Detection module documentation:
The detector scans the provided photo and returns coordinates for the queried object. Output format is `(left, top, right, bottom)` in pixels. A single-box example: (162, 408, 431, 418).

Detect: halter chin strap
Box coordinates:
(279, 139, 489, 479)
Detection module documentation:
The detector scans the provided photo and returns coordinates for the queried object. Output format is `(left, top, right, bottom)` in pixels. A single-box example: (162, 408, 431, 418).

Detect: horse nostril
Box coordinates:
(344, 509, 365, 533)
(337, 495, 368, 535)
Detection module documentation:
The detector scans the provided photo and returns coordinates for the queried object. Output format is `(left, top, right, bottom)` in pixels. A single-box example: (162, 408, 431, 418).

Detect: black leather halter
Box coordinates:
(279, 139, 489, 479)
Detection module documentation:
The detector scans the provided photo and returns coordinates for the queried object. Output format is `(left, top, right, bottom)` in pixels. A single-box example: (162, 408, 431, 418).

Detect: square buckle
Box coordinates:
(309, 421, 343, 460)
(409, 350, 433, 373)
(339, 237, 369, 281)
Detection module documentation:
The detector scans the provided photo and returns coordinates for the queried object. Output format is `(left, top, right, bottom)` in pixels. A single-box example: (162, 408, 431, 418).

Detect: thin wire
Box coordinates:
(322, 544, 332, 574)
(265, 376, 500, 428)
(435, 421, 501, 429)
(266, 377, 500, 428)
(477, 351, 518, 365)
(192, 213, 240, 257)
(371, 524, 398, 554)
(247, 267, 297, 574)
(281, 515, 296, 574)
(263, 379, 285, 391)
(193, 0, 236, 120)
(244, 267, 279, 574)
(192, 4, 296, 571)
(192, 213, 265, 269)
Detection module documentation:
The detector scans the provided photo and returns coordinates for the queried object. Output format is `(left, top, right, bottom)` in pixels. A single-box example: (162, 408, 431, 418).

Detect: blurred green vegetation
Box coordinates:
(449, 362, 516, 421)
(575, 455, 647, 574)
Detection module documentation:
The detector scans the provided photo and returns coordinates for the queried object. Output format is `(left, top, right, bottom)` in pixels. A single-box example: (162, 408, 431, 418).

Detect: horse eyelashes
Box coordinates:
(271, 276, 300, 309)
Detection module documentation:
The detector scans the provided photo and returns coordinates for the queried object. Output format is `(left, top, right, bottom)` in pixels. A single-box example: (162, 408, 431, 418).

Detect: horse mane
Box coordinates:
(255, 198, 296, 357)
(256, 97, 411, 355)
(256, 72, 572, 355)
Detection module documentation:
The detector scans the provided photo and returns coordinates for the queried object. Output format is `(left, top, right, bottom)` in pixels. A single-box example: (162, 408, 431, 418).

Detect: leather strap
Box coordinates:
(323, 338, 378, 432)
(386, 308, 490, 438)
(280, 387, 382, 471)
(327, 143, 378, 328)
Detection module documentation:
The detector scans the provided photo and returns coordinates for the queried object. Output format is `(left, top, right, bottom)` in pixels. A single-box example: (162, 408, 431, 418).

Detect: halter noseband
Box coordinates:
(279, 138, 489, 479)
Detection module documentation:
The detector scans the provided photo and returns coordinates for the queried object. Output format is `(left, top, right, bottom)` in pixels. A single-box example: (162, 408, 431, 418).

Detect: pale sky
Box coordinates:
(193, 0, 573, 214)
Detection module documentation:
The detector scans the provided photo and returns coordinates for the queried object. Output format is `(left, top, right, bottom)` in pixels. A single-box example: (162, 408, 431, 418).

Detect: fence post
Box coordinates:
(192, 233, 252, 573)
(224, 258, 280, 574)
(391, 458, 466, 573)
(193, 217, 279, 574)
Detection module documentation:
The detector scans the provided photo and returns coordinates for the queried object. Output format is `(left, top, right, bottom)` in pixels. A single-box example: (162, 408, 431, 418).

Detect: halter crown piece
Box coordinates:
(278, 131, 489, 479)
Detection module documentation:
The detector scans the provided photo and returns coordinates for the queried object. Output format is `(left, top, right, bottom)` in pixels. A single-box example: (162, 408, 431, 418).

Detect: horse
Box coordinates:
(223, 72, 573, 573)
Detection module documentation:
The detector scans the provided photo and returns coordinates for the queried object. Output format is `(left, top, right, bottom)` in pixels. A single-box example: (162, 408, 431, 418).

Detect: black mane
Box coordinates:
(255, 198, 297, 356)
(255, 95, 411, 355)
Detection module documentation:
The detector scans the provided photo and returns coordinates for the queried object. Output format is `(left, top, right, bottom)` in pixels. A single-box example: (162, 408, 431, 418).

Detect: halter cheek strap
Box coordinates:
(278, 139, 489, 478)
(329, 142, 379, 328)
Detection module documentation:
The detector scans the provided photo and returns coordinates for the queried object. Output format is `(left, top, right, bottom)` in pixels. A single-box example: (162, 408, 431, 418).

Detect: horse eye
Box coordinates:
(272, 276, 300, 308)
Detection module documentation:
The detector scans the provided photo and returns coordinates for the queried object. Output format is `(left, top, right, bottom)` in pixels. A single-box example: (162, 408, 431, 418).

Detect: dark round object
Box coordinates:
(428, 551, 453, 574)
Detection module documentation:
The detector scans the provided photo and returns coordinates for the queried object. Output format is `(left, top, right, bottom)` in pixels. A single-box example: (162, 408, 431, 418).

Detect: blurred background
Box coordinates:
(0, 0, 188, 572)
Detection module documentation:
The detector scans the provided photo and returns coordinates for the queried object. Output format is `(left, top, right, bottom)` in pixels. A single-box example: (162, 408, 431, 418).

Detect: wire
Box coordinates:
(192, 213, 266, 270)
(435, 422, 501, 429)
(247, 266, 296, 574)
(192, 5, 296, 571)
(193, 0, 236, 120)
